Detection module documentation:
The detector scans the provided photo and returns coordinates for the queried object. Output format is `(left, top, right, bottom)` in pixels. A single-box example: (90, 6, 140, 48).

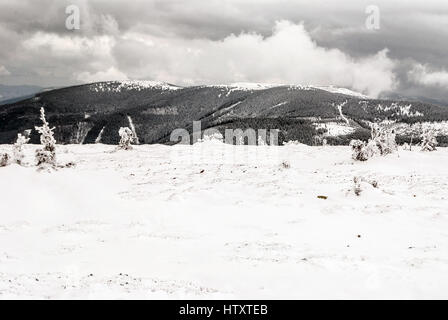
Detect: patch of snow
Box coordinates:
(71, 122, 92, 144)
(376, 103, 424, 118)
(142, 107, 179, 116)
(287, 85, 316, 91)
(219, 101, 242, 114)
(336, 101, 349, 124)
(315, 122, 355, 136)
(1, 144, 448, 299)
(207, 83, 281, 97)
(229, 82, 280, 90)
(315, 85, 371, 99)
(95, 127, 105, 144)
(270, 101, 288, 109)
(392, 121, 448, 136)
(90, 81, 181, 93)
(283, 140, 308, 146)
(127, 115, 140, 145)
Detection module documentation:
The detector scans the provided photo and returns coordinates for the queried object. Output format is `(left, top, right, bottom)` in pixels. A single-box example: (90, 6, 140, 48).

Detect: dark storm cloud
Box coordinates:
(0, 0, 447, 102)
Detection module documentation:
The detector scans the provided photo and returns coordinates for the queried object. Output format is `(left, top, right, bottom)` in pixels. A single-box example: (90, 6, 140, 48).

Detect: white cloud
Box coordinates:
(114, 21, 396, 97)
(0, 65, 10, 76)
(409, 63, 448, 88)
(0, 0, 447, 100)
(23, 32, 115, 59)
(10, 21, 398, 97)
(75, 66, 128, 83)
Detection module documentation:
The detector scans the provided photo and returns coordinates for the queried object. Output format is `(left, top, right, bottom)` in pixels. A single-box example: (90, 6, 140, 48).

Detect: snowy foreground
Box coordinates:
(0, 143, 448, 299)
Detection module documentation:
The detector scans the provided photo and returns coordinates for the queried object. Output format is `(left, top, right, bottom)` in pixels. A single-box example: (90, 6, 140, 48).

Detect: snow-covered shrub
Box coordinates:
(350, 124, 397, 161)
(349, 140, 375, 161)
(64, 161, 76, 168)
(118, 127, 134, 150)
(13, 133, 30, 165)
(370, 124, 397, 156)
(420, 129, 438, 152)
(0, 153, 10, 167)
(35, 107, 57, 169)
(281, 161, 291, 169)
(353, 176, 379, 196)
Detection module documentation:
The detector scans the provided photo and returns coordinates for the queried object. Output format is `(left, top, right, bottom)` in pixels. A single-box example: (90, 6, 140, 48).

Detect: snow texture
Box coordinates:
(90, 81, 181, 93)
(315, 85, 371, 99)
(0, 144, 447, 299)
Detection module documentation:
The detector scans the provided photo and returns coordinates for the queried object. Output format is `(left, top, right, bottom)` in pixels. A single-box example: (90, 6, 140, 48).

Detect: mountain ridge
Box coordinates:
(1, 80, 447, 146)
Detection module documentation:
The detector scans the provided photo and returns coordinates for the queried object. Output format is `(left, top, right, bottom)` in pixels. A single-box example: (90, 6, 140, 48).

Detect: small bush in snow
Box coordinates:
(35, 107, 57, 169)
(13, 133, 30, 165)
(350, 124, 397, 161)
(118, 127, 134, 150)
(420, 129, 438, 152)
(350, 140, 370, 161)
(353, 176, 378, 196)
(370, 124, 397, 156)
(281, 161, 291, 169)
(64, 161, 76, 168)
(402, 142, 411, 151)
(353, 176, 362, 196)
(0, 153, 10, 167)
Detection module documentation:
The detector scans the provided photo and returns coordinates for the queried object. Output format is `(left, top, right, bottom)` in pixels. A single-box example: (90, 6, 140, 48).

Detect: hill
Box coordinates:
(1, 81, 448, 146)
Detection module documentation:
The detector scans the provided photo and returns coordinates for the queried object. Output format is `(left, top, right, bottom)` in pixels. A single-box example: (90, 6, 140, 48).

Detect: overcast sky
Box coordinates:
(0, 0, 447, 100)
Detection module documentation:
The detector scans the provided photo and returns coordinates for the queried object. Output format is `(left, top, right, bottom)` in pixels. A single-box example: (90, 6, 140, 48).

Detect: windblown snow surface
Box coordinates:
(0, 143, 448, 299)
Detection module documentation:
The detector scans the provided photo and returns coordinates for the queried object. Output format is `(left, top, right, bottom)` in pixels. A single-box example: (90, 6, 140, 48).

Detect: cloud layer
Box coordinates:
(409, 64, 448, 88)
(0, 0, 447, 101)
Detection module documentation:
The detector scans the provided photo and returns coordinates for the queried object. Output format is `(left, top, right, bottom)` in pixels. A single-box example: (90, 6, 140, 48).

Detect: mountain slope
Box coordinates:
(1, 81, 448, 146)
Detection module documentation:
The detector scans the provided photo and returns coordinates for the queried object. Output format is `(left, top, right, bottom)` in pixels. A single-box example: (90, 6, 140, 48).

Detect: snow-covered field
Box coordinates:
(1, 143, 448, 299)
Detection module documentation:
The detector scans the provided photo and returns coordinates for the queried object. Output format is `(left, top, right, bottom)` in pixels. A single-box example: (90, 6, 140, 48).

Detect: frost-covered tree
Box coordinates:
(13, 133, 30, 165)
(370, 124, 397, 156)
(0, 153, 10, 167)
(420, 129, 438, 152)
(350, 140, 370, 161)
(35, 107, 57, 168)
(350, 138, 380, 161)
(385, 129, 398, 154)
(118, 127, 134, 150)
(350, 124, 397, 161)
